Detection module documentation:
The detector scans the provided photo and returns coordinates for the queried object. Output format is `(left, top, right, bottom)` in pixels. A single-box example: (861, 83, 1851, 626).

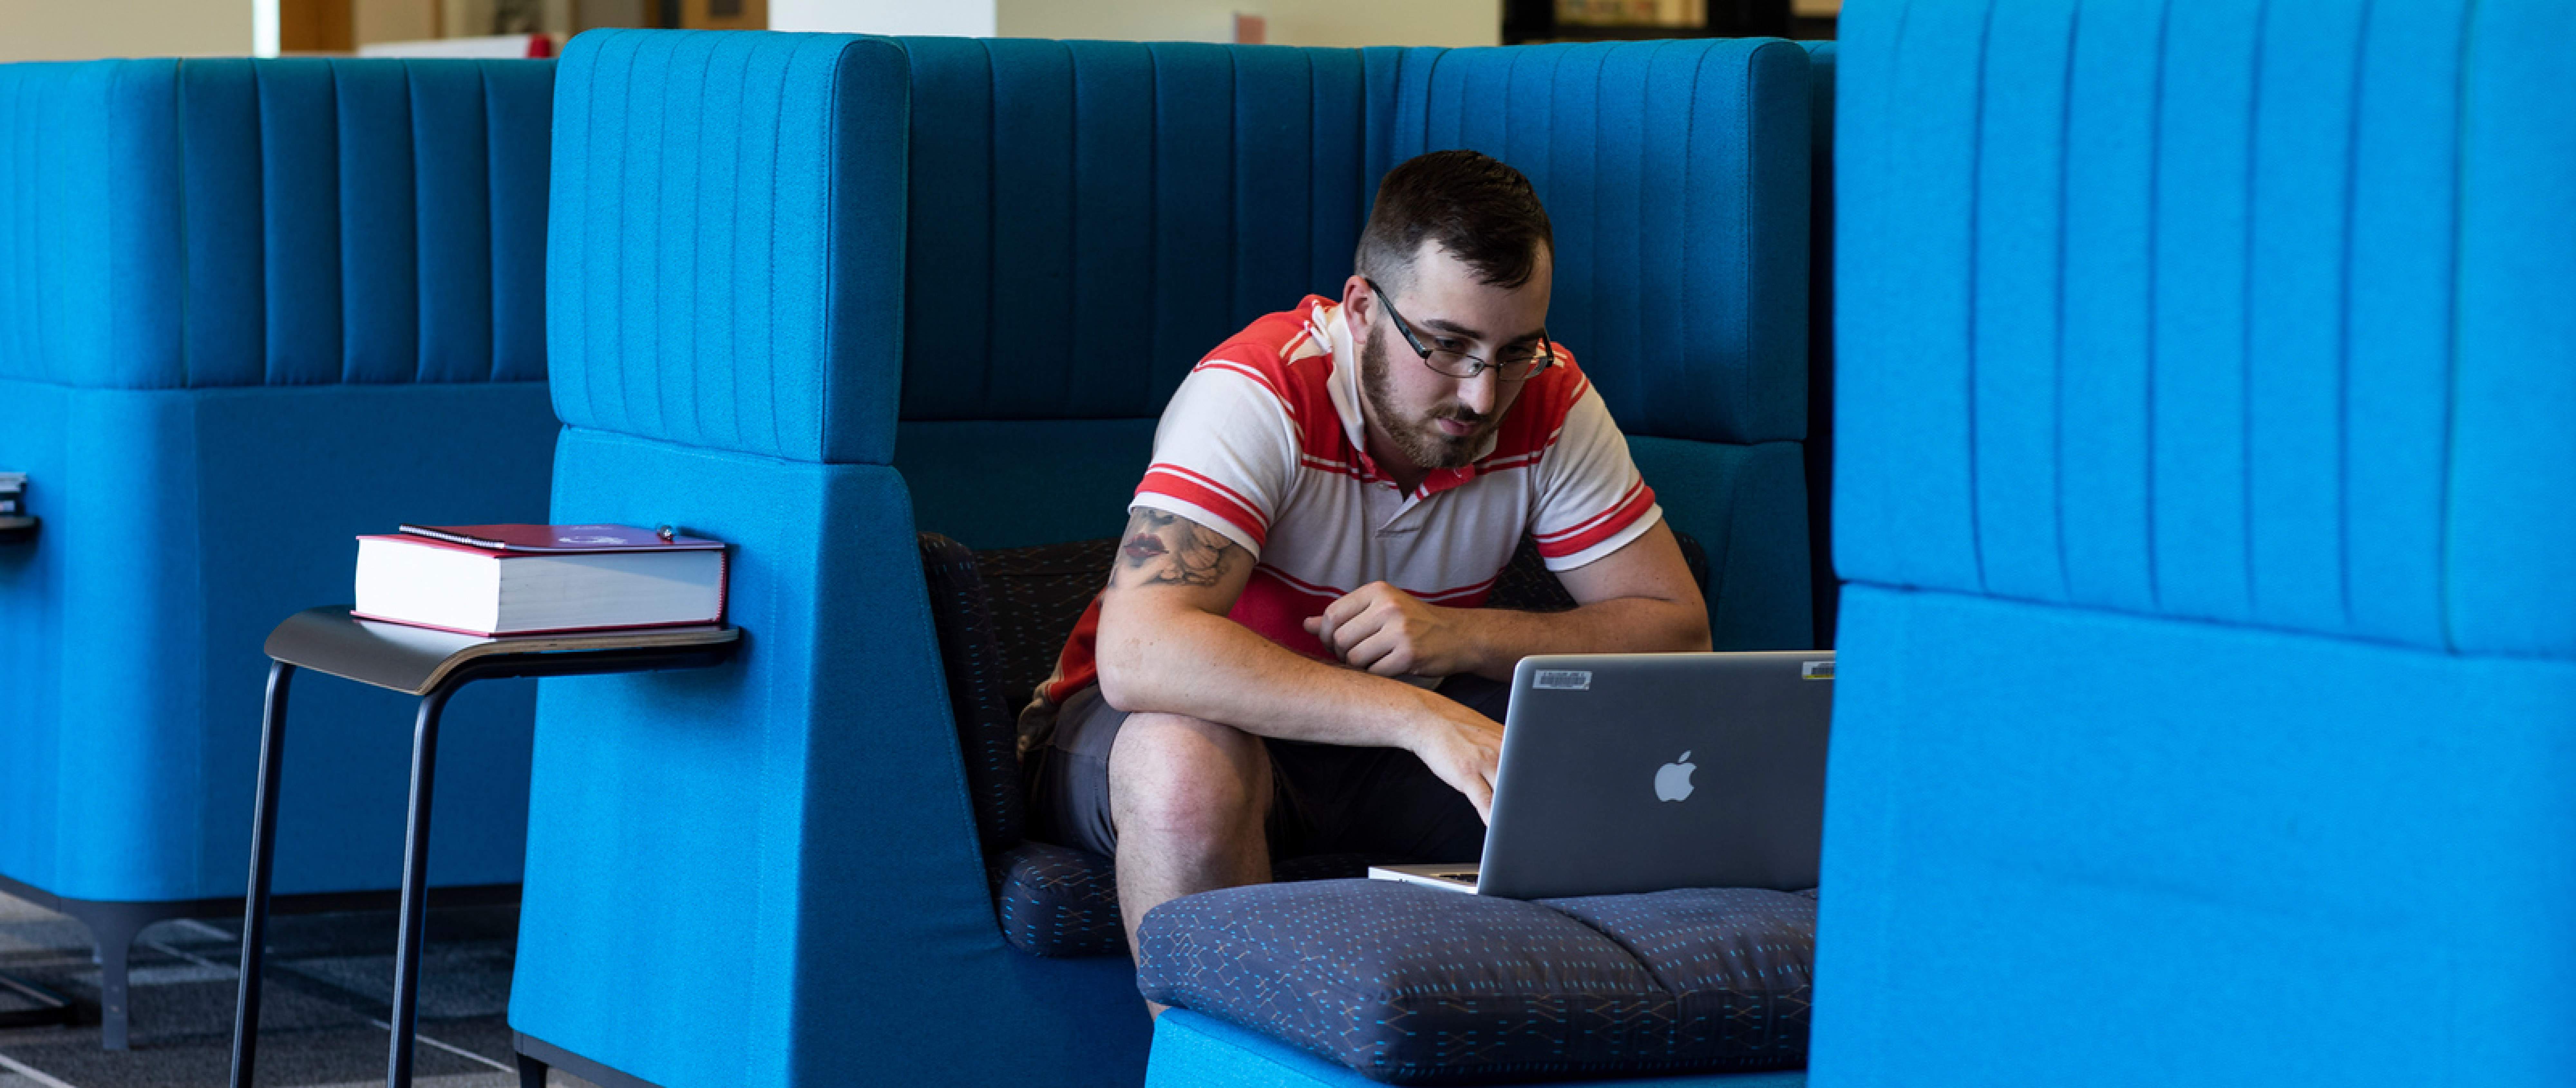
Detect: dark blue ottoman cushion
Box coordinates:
(1136, 879, 1814, 1084)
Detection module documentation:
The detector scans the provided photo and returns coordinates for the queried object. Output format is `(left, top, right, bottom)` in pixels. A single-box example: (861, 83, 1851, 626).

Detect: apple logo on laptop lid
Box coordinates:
(1655, 751, 1696, 802)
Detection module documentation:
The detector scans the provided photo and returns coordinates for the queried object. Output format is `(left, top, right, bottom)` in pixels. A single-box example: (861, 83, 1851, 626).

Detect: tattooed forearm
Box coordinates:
(1114, 508, 1242, 589)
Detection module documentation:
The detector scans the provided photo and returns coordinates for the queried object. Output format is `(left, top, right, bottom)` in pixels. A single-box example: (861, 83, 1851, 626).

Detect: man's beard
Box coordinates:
(1359, 324, 1494, 472)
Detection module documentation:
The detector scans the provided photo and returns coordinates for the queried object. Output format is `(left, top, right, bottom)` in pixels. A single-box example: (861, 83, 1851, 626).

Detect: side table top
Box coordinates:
(265, 606, 741, 695)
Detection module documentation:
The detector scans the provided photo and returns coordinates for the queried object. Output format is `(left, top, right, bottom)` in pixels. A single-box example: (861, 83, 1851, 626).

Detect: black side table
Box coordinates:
(228, 607, 740, 1088)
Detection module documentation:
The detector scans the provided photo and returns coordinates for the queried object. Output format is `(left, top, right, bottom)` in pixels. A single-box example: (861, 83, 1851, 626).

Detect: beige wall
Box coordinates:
(995, 0, 1231, 43)
(353, 0, 437, 45)
(765, 0, 1497, 46)
(998, 0, 1499, 46)
(0, 0, 1499, 63)
(441, 0, 496, 38)
(0, 0, 252, 60)
(1249, 0, 1499, 48)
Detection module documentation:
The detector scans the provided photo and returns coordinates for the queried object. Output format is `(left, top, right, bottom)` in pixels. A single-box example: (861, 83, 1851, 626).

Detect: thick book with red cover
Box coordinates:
(395, 522, 725, 553)
(354, 524, 729, 636)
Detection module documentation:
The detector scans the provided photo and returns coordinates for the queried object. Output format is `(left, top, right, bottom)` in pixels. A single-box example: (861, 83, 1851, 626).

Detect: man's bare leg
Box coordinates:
(1109, 711, 1274, 1015)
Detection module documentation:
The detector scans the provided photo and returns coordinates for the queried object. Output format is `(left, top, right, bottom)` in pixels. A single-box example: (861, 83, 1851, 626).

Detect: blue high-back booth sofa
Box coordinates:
(0, 58, 557, 1047)
(510, 29, 1815, 1088)
(1816, 0, 2576, 1084)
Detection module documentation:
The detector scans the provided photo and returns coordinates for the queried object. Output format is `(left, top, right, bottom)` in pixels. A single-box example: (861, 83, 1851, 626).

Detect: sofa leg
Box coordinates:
(78, 900, 169, 1052)
(515, 1048, 550, 1088)
(94, 924, 132, 1051)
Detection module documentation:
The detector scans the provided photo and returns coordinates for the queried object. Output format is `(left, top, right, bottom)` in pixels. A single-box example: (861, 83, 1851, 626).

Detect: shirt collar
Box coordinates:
(1317, 299, 1500, 496)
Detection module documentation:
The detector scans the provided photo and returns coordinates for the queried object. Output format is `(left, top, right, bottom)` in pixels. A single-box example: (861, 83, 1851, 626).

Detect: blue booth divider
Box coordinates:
(515, 28, 1816, 1088)
(1816, 0, 2576, 1084)
(0, 57, 558, 1047)
(513, 35, 1139, 1088)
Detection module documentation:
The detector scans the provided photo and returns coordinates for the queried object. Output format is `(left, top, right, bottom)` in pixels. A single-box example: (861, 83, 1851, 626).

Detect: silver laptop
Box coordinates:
(1370, 651, 1834, 899)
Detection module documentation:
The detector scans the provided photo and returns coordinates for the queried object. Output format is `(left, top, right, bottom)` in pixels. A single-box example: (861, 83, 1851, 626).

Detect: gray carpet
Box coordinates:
(0, 889, 600, 1088)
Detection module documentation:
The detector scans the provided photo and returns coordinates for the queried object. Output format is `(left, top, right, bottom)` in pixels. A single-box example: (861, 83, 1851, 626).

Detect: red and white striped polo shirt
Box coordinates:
(1033, 295, 1662, 710)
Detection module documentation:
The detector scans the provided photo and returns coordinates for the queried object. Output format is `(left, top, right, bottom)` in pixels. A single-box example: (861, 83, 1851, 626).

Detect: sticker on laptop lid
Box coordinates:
(1803, 660, 1835, 680)
(1532, 669, 1592, 691)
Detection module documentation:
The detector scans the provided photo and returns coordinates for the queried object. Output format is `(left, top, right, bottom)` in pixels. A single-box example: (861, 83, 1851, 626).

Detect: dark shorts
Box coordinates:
(1028, 675, 1511, 866)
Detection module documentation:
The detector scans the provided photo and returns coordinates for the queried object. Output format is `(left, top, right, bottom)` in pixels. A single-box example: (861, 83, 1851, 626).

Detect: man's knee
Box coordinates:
(1107, 713, 1270, 842)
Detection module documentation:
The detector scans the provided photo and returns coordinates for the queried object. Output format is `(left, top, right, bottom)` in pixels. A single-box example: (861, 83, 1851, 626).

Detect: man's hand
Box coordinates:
(1304, 582, 1485, 678)
(1402, 687, 1506, 822)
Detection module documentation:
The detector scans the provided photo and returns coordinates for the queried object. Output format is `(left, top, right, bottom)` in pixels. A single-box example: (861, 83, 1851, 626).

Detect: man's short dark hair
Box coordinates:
(1355, 150, 1553, 296)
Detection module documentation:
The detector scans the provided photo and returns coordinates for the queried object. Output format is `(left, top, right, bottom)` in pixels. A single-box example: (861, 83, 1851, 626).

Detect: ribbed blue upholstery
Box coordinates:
(1817, 1, 2576, 1084)
(886, 38, 1817, 647)
(897, 39, 1387, 424)
(889, 40, 1401, 551)
(0, 57, 556, 920)
(0, 59, 552, 388)
(516, 32, 1152, 1088)
(543, 31, 908, 465)
(515, 29, 1821, 1088)
(1375, 39, 1815, 648)
(0, 53, 554, 1047)
(1386, 40, 1810, 447)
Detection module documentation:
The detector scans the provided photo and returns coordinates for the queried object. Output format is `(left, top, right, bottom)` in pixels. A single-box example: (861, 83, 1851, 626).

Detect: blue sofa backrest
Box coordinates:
(517, 29, 1821, 1088)
(889, 39, 1393, 552)
(0, 59, 551, 387)
(0, 58, 557, 904)
(884, 37, 1817, 647)
(1817, 0, 2576, 1084)
(1384, 41, 1815, 648)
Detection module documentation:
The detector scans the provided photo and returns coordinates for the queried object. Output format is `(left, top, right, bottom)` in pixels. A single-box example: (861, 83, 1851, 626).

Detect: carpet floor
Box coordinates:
(0, 888, 599, 1088)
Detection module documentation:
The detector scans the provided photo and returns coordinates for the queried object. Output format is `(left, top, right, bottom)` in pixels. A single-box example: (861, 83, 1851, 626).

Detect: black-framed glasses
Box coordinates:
(1364, 278, 1555, 382)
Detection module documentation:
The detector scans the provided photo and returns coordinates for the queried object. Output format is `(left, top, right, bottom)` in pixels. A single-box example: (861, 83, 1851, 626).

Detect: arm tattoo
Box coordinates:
(1113, 508, 1243, 589)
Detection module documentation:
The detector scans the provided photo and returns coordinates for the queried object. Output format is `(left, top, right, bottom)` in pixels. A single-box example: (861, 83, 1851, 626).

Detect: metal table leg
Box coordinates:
(230, 661, 296, 1088)
(386, 682, 456, 1088)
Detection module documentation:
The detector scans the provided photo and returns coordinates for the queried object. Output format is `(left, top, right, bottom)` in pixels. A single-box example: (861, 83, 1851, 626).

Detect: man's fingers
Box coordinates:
(1319, 584, 1423, 663)
(1348, 630, 1414, 676)
(1303, 614, 1334, 654)
(1308, 613, 1362, 664)
(1331, 605, 1395, 660)
(1432, 753, 1494, 824)
(1321, 586, 1378, 629)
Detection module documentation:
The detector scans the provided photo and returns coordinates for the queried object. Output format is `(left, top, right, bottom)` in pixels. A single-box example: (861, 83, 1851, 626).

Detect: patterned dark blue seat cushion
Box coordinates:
(917, 532, 1025, 853)
(1135, 878, 1815, 1084)
(990, 841, 1405, 958)
(989, 841, 1124, 956)
(964, 536, 1122, 756)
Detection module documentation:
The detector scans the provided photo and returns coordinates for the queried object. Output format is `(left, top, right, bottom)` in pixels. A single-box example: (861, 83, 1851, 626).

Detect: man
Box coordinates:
(1025, 149, 1710, 963)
